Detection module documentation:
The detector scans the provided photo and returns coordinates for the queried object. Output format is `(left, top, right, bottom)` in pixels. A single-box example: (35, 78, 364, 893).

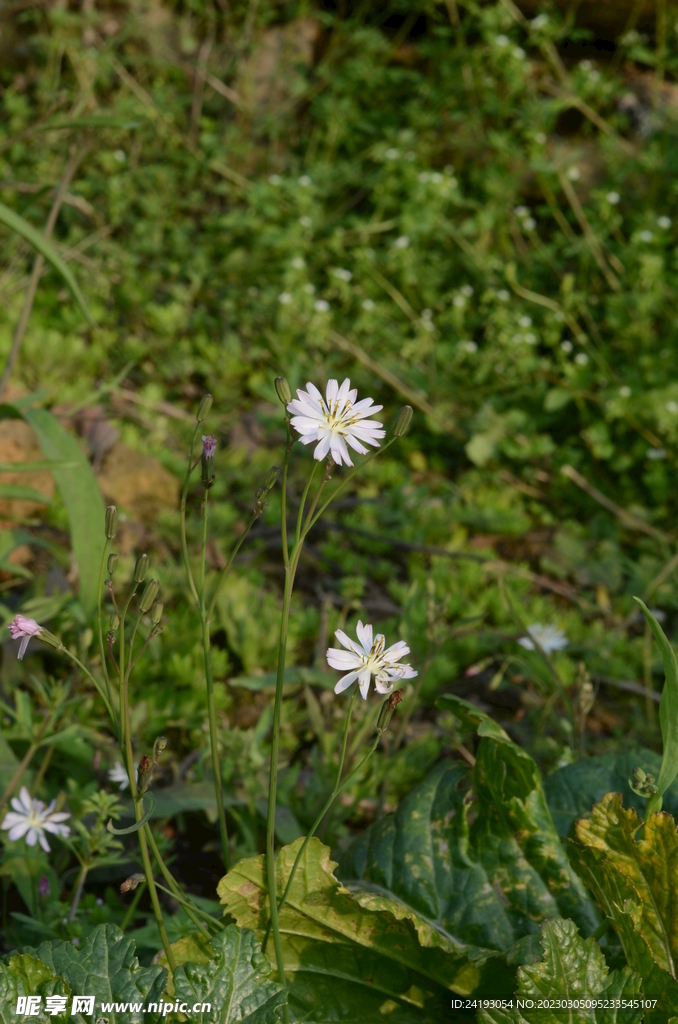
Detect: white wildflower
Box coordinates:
(497, 289, 510, 301)
(1, 787, 70, 851)
(496, 34, 509, 47)
(268, 174, 281, 184)
(461, 284, 474, 297)
(514, 206, 529, 218)
(327, 621, 417, 700)
(287, 378, 384, 467)
(384, 148, 399, 160)
(658, 216, 672, 229)
(313, 299, 330, 312)
(561, 340, 573, 353)
(461, 340, 478, 353)
(639, 230, 653, 242)
(534, 132, 547, 144)
(278, 292, 292, 305)
(567, 166, 581, 181)
(647, 448, 667, 460)
(666, 400, 678, 413)
(519, 315, 532, 327)
(298, 175, 312, 186)
(606, 191, 620, 205)
(332, 268, 352, 282)
(523, 216, 536, 230)
(518, 623, 569, 653)
(362, 299, 375, 311)
(108, 762, 131, 791)
(513, 47, 526, 59)
(575, 352, 589, 365)
(299, 216, 312, 228)
(291, 257, 305, 269)
(303, 283, 315, 294)
(619, 386, 631, 397)
(394, 235, 410, 249)
(113, 150, 126, 163)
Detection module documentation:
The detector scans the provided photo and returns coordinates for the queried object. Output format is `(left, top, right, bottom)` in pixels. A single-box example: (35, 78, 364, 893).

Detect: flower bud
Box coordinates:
(139, 578, 160, 614)
(154, 735, 167, 759)
(133, 553, 149, 583)
(201, 435, 216, 489)
(137, 754, 154, 794)
(394, 406, 413, 437)
(265, 465, 279, 491)
(196, 394, 213, 423)
(107, 553, 118, 576)
(275, 376, 291, 405)
(105, 506, 118, 540)
(377, 688, 404, 732)
(151, 601, 163, 626)
(110, 612, 120, 631)
(120, 873, 145, 894)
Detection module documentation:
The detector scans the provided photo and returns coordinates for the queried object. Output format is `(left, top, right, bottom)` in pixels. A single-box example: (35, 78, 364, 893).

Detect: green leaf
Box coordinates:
(633, 598, 678, 814)
(218, 838, 485, 1022)
(0, 954, 70, 1024)
(0, 484, 51, 503)
(543, 747, 678, 837)
(569, 794, 678, 1003)
(16, 406, 105, 615)
(0, 202, 95, 326)
(171, 925, 286, 1024)
(25, 923, 167, 1024)
(419, 695, 600, 942)
(478, 918, 643, 1024)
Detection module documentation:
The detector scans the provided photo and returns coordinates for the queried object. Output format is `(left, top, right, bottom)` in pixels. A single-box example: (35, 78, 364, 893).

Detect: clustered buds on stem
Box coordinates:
(105, 505, 118, 540)
(377, 688, 404, 733)
(629, 766, 658, 798)
(196, 394, 213, 423)
(134, 554, 149, 583)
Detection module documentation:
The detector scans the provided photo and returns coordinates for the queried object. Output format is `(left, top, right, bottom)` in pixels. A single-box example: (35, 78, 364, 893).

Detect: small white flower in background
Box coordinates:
(647, 447, 667, 460)
(666, 400, 678, 413)
(298, 175, 312, 186)
(554, 311, 565, 322)
(394, 235, 410, 249)
(8, 615, 42, 660)
(268, 174, 281, 184)
(303, 283, 315, 295)
(525, 333, 537, 344)
(658, 216, 672, 229)
(287, 378, 385, 466)
(278, 292, 292, 305)
(422, 308, 433, 320)
(579, 59, 593, 71)
(519, 315, 532, 328)
(299, 216, 312, 228)
(418, 171, 430, 183)
(497, 289, 510, 301)
(534, 132, 547, 144)
(513, 47, 526, 59)
(531, 14, 548, 29)
(332, 268, 352, 281)
(575, 352, 589, 365)
(461, 284, 474, 297)
(619, 385, 631, 397)
(567, 166, 581, 181)
(514, 205, 529, 218)
(523, 216, 536, 230)
(639, 230, 653, 242)
(327, 621, 417, 699)
(291, 257, 305, 269)
(362, 299, 375, 311)
(561, 340, 573, 353)
(589, 70, 601, 82)
(651, 608, 667, 622)
(1, 787, 70, 851)
(453, 295, 467, 308)
(430, 171, 443, 184)
(385, 147, 400, 160)
(518, 623, 569, 653)
(495, 34, 509, 47)
(108, 762, 131, 791)
(113, 150, 126, 163)
(461, 340, 478, 353)
(606, 191, 620, 205)
(313, 299, 330, 312)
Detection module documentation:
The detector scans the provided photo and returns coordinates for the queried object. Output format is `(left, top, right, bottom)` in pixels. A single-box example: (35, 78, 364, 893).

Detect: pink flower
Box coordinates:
(8, 615, 42, 660)
(202, 435, 217, 458)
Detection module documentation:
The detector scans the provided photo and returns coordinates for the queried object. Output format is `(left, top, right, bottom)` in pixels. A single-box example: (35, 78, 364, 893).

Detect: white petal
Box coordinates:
(356, 621, 373, 652)
(374, 677, 394, 695)
(384, 641, 410, 662)
(333, 629, 364, 656)
(517, 637, 535, 650)
(313, 435, 332, 461)
(358, 670, 371, 700)
(18, 787, 32, 812)
(351, 397, 383, 416)
(24, 828, 39, 847)
(7, 820, 31, 840)
(344, 433, 370, 455)
(326, 379, 339, 405)
(38, 831, 51, 852)
(326, 648, 362, 670)
(18, 636, 30, 659)
(337, 378, 352, 405)
(334, 671, 359, 693)
(335, 435, 352, 465)
(305, 382, 324, 404)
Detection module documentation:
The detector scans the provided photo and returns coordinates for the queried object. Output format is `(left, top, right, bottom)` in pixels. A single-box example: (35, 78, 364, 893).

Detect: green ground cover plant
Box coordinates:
(5, 0, 678, 1019)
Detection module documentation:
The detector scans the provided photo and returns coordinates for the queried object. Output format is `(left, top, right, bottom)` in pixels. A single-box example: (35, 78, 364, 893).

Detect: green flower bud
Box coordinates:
(105, 506, 118, 539)
(133, 553, 149, 583)
(394, 406, 413, 437)
(139, 578, 160, 614)
(110, 612, 120, 631)
(196, 394, 213, 423)
(137, 754, 154, 795)
(151, 600, 163, 626)
(265, 465, 279, 491)
(154, 735, 167, 757)
(275, 376, 291, 405)
(107, 553, 118, 576)
(377, 688, 404, 732)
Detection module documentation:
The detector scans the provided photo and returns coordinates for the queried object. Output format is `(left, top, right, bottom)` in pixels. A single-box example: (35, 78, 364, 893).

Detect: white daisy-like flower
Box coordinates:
(287, 378, 385, 467)
(1, 786, 70, 852)
(108, 761, 132, 790)
(327, 621, 417, 700)
(518, 623, 569, 653)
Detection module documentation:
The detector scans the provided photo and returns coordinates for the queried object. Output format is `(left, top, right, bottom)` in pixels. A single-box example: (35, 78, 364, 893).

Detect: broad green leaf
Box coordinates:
(26, 924, 167, 1024)
(634, 599, 678, 814)
(170, 925, 286, 1024)
(424, 695, 599, 941)
(543, 748, 678, 837)
(0, 954, 70, 1024)
(478, 918, 643, 1024)
(0, 202, 95, 326)
(218, 837, 487, 1022)
(569, 793, 678, 1009)
(17, 406, 105, 615)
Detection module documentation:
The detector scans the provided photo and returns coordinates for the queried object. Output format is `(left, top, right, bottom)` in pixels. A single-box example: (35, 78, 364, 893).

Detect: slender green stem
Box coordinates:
(153, 882, 223, 931)
(201, 490, 229, 869)
(295, 461, 318, 545)
(68, 864, 88, 921)
(180, 424, 202, 606)
(96, 538, 112, 712)
(144, 824, 214, 934)
(207, 511, 259, 625)
(61, 648, 117, 729)
(281, 426, 292, 568)
(263, 690, 356, 953)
